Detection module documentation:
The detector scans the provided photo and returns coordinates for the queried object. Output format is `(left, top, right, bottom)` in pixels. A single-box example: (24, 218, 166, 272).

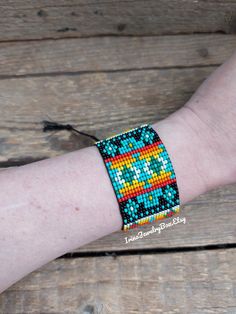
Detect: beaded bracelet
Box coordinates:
(94, 124, 180, 231)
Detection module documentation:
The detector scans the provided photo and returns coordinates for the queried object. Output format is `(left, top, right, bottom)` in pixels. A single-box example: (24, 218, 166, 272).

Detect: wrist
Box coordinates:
(151, 105, 220, 205)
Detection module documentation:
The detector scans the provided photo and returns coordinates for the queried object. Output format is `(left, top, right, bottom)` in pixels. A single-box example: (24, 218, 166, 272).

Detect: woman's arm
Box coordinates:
(0, 51, 235, 293)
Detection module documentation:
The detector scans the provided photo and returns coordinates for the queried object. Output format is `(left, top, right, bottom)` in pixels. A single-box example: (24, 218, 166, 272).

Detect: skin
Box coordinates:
(0, 52, 236, 294)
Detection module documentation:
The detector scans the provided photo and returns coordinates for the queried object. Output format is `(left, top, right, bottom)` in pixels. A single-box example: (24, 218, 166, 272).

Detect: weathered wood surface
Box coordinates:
(0, 67, 215, 164)
(0, 34, 235, 77)
(1, 248, 235, 313)
(0, 1, 236, 312)
(1, 1, 236, 41)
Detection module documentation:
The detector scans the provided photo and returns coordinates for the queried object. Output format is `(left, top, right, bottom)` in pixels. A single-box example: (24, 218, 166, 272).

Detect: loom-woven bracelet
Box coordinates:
(94, 124, 180, 231)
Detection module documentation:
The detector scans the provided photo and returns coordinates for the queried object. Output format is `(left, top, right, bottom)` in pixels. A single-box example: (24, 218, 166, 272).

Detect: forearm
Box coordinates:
(155, 50, 236, 201)
(0, 145, 122, 293)
(1, 52, 236, 293)
(0, 109, 218, 293)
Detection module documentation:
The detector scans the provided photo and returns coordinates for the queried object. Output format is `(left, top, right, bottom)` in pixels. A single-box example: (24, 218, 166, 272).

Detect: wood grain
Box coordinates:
(1, 1, 236, 41)
(1, 248, 235, 313)
(0, 66, 215, 163)
(0, 1, 236, 312)
(0, 34, 235, 77)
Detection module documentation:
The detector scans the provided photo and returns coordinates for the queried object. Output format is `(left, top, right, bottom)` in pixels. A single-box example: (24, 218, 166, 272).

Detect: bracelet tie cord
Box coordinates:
(94, 124, 180, 231)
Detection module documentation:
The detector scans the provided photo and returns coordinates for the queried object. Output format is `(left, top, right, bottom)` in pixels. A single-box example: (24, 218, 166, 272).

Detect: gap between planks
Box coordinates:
(59, 243, 236, 259)
(0, 34, 235, 77)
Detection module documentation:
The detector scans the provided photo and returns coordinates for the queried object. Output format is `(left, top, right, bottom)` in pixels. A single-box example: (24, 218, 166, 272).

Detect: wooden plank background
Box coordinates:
(1, 249, 236, 314)
(1, 0, 236, 40)
(0, 1, 236, 313)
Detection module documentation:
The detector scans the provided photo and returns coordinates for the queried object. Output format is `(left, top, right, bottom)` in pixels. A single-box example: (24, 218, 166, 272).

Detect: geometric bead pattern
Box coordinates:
(95, 124, 180, 231)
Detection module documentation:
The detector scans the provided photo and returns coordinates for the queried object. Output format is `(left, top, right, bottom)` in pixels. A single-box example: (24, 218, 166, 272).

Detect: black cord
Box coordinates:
(42, 120, 100, 142)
